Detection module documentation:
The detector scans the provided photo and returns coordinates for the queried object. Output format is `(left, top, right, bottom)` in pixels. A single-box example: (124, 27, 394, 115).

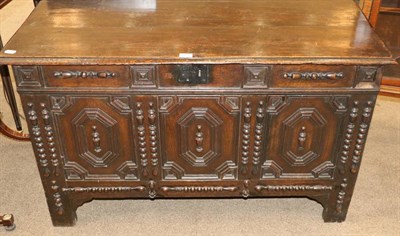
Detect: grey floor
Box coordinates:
(1, 0, 400, 235)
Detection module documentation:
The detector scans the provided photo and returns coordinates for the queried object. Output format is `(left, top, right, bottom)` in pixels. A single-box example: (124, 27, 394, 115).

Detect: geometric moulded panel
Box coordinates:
(160, 96, 240, 181)
(72, 108, 119, 168)
(262, 96, 346, 179)
(177, 107, 223, 167)
(281, 108, 327, 167)
(52, 96, 138, 181)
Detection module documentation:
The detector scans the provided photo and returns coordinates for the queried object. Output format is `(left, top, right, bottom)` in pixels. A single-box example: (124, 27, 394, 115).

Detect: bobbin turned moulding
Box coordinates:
(0, 0, 393, 226)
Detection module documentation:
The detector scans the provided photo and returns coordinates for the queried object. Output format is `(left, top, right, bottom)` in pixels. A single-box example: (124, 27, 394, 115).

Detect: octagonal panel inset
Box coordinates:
(177, 107, 223, 167)
(263, 96, 345, 179)
(281, 108, 327, 166)
(159, 96, 240, 180)
(72, 108, 119, 167)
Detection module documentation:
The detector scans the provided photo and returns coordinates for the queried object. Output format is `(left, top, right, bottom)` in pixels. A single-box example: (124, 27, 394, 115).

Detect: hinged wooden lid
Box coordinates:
(0, 0, 394, 65)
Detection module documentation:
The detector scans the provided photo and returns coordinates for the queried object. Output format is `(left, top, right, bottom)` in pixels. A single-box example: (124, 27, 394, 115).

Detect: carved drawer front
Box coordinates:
(261, 95, 348, 179)
(42, 66, 130, 87)
(158, 65, 242, 88)
(51, 95, 139, 180)
(159, 96, 241, 180)
(271, 65, 356, 88)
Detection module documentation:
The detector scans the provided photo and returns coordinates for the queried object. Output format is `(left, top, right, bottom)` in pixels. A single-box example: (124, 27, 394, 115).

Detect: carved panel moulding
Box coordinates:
(283, 72, 344, 80)
(241, 180, 250, 198)
(261, 160, 283, 179)
(297, 126, 307, 150)
(195, 125, 204, 153)
(32, 101, 66, 217)
(252, 101, 265, 175)
(91, 125, 102, 153)
(51, 180, 64, 215)
(54, 96, 138, 181)
(339, 101, 359, 173)
(148, 102, 159, 177)
(162, 161, 184, 180)
(28, 103, 51, 177)
(50, 96, 67, 111)
(177, 107, 223, 167)
(241, 102, 251, 175)
(215, 160, 237, 180)
(351, 101, 373, 173)
(53, 71, 116, 79)
(148, 180, 156, 199)
(335, 178, 348, 213)
(130, 65, 157, 87)
(136, 102, 148, 177)
(243, 66, 269, 87)
(161, 186, 238, 192)
(255, 185, 333, 191)
(267, 96, 287, 114)
(281, 107, 326, 167)
(355, 66, 379, 88)
(311, 161, 335, 178)
(72, 108, 119, 168)
(116, 162, 139, 180)
(15, 66, 43, 87)
(62, 186, 145, 193)
(331, 96, 348, 113)
(222, 97, 240, 111)
(65, 161, 139, 181)
(41, 103, 61, 177)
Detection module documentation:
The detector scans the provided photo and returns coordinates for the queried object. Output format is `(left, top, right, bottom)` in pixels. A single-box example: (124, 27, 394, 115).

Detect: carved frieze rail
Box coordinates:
(53, 71, 116, 79)
(161, 186, 238, 192)
(283, 72, 344, 80)
(255, 185, 333, 191)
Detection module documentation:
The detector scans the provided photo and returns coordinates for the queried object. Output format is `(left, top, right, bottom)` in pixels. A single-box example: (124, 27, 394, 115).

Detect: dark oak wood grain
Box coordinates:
(0, 0, 393, 226)
(0, 0, 393, 65)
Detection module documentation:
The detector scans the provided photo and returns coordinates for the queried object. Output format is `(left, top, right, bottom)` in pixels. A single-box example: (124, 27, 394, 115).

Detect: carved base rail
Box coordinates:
(161, 186, 238, 193)
(62, 186, 146, 193)
(255, 185, 333, 191)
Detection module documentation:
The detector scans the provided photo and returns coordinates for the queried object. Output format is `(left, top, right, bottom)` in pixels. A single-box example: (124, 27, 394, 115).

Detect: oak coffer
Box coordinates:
(0, 0, 394, 226)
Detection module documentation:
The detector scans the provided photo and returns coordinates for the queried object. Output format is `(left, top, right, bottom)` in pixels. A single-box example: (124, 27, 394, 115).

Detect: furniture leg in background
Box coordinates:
(0, 35, 22, 131)
(0, 35, 29, 140)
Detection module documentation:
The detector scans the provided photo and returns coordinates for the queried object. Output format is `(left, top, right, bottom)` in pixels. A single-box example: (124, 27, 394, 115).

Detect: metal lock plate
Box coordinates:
(174, 65, 210, 84)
